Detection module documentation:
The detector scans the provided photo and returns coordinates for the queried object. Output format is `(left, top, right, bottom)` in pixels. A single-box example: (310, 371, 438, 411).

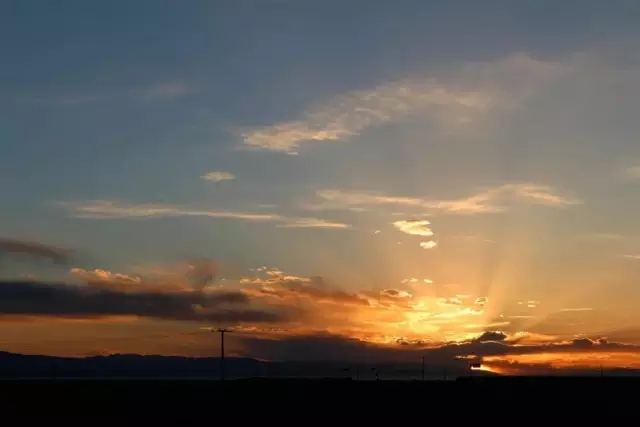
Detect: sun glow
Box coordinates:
(483, 352, 640, 374)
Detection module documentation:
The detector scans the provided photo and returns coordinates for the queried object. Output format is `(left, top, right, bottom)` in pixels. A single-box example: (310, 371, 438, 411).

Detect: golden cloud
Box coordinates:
(392, 219, 434, 236)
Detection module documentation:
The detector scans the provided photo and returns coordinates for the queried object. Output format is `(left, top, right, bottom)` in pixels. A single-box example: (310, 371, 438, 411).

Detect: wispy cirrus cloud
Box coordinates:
(56, 200, 350, 230)
(239, 82, 491, 154)
(314, 183, 580, 215)
(579, 233, 624, 241)
(620, 254, 640, 260)
(239, 53, 568, 154)
(201, 171, 236, 182)
(277, 218, 351, 229)
(58, 200, 282, 222)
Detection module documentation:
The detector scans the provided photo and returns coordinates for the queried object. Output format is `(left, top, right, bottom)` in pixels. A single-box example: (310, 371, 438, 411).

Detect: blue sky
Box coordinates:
(2, 1, 640, 365)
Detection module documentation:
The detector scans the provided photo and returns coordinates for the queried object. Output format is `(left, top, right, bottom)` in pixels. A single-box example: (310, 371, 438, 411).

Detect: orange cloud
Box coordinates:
(3, 260, 640, 374)
(483, 351, 640, 375)
(69, 259, 220, 293)
(232, 267, 496, 345)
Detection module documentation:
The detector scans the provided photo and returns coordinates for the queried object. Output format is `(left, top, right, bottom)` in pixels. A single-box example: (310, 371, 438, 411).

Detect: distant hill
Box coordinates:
(6, 351, 639, 379)
(0, 351, 479, 379)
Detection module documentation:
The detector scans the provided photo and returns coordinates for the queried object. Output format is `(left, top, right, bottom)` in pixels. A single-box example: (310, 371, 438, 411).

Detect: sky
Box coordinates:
(1, 0, 640, 375)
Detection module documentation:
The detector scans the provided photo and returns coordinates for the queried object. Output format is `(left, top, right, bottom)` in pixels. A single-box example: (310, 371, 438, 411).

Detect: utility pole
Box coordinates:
(421, 356, 425, 381)
(217, 328, 230, 381)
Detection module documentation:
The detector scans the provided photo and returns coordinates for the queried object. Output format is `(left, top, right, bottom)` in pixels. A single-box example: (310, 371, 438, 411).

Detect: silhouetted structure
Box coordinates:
(216, 328, 230, 381)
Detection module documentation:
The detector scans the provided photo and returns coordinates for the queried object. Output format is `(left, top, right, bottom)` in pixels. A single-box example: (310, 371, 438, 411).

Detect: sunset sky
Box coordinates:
(2, 0, 640, 375)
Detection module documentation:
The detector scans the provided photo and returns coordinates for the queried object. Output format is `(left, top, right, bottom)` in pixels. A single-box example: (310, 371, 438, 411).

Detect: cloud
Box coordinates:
(621, 254, 640, 260)
(0, 280, 292, 324)
(70, 268, 149, 292)
(401, 278, 432, 284)
(298, 200, 370, 213)
(201, 171, 236, 183)
(230, 267, 624, 358)
(56, 200, 349, 229)
(475, 297, 489, 307)
(474, 331, 508, 342)
(233, 266, 506, 346)
(580, 233, 624, 241)
(58, 200, 282, 221)
(239, 82, 491, 154)
(235, 330, 640, 372)
(315, 183, 580, 215)
(243, 276, 372, 308)
(277, 218, 351, 229)
(240, 270, 414, 310)
(0, 238, 73, 265)
(238, 53, 567, 153)
(70, 259, 219, 293)
(519, 300, 540, 308)
(7, 260, 640, 374)
(392, 219, 433, 236)
(184, 260, 220, 289)
(420, 241, 437, 250)
(439, 297, 464, 306)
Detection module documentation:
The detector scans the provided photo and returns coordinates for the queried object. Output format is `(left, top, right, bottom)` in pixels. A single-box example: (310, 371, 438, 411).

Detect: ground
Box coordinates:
(0, 377, 633, 419)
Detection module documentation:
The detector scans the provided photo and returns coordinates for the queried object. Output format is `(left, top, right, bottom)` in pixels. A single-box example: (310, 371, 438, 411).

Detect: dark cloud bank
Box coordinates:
(0, 280, 290, 324)
(0, 238, 73, 265)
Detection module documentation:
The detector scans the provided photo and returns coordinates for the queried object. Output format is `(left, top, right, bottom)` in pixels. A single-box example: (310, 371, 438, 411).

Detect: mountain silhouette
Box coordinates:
(0, 351, 485, 379)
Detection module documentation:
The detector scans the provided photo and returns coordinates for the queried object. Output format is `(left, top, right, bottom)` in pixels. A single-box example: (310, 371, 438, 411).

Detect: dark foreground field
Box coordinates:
(0, 377, 635, 420)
